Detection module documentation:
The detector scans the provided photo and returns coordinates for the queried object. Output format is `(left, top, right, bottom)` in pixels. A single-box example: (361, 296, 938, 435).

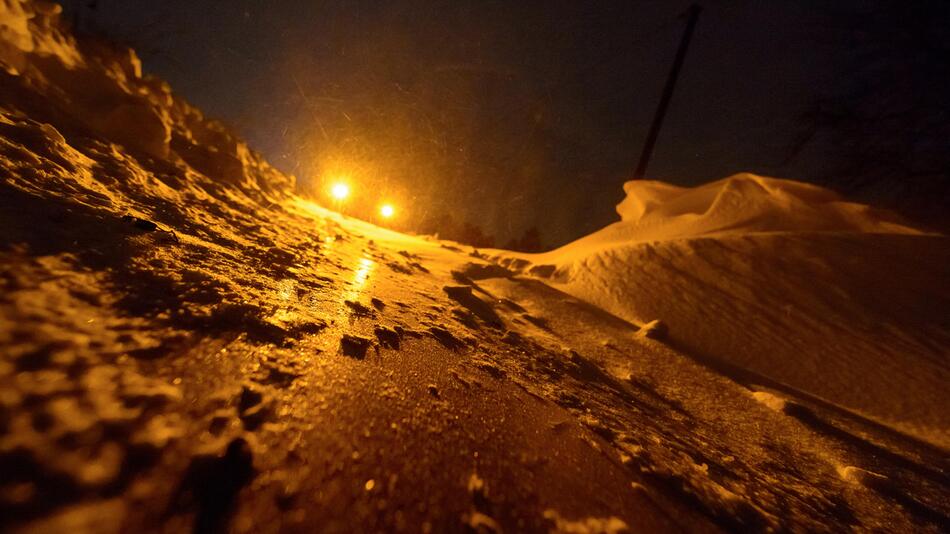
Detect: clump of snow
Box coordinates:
(836, 465, 888, 487)
(750, 391, 787, 412)
(637, 319, 667, 341)
(492, 174, 949, 448)
(0, 1, 83, 71)
(542, 509, 628, 534)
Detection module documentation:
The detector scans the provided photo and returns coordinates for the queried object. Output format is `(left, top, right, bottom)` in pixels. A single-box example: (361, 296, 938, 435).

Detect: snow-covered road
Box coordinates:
(1, 3, 948, 532)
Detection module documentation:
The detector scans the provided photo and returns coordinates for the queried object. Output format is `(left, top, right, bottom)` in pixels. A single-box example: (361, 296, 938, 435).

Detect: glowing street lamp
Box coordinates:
(379, 203, 395, 219)
(330, 182, 350, 201)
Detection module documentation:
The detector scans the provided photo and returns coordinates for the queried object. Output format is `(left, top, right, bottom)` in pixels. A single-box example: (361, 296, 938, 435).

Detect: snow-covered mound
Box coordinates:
(616, 174, 919, 233)
(495, 174, 950, 448)
(555, 173, 920, 258)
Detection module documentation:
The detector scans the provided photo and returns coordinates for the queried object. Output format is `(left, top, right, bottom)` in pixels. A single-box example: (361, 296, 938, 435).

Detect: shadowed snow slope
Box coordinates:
(495, 174, 950, 449)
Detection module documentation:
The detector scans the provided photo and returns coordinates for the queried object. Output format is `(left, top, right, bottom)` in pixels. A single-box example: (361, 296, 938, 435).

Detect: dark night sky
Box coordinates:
(63, 1, 948, 245)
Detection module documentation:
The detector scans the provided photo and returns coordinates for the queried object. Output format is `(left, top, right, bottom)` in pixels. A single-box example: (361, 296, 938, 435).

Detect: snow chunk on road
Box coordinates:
(542, 509, 628, 534)
(637, 320, 667, 341)
(750, 391, 787, 412)
(836, 465, 888, 487)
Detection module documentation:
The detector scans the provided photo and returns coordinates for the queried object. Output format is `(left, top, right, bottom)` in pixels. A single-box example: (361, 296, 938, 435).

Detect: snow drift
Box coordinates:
(554, 174, 919, 256)
(495, 174, 950, 448)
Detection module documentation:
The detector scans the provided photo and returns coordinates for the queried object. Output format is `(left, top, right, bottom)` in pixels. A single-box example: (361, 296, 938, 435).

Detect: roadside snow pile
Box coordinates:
(494, 174, 950, 449)
(0, 5, 321, 524)
(543, 173, 919, 258)
(0, 0, 291, 196)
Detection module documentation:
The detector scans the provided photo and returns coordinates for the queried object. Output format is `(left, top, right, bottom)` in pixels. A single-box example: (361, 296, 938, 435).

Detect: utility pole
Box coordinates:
(634, 4, 702, 179)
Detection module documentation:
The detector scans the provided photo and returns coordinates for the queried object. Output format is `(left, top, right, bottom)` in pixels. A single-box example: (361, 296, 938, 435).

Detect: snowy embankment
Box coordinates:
(493, 175, 950, 449)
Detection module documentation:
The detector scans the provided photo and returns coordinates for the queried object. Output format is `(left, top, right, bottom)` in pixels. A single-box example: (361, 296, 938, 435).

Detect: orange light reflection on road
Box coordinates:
(342, 256, 375, 307)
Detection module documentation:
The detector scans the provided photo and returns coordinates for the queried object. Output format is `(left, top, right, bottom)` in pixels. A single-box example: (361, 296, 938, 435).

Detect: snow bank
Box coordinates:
(494, 174, 949, 448)
(615, 174, 915, 234)
(545, 173, 919, 261)
(0, 0, 291, 195)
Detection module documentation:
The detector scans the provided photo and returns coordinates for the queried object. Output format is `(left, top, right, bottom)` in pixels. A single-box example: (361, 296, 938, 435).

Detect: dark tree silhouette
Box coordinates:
(418, 211, 495, 249)
(505, 226, 544, 252)
(789, 0, 950, 230)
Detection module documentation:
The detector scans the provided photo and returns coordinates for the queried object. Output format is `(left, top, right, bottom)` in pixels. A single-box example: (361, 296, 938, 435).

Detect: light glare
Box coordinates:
(379, 204, 395, 218)
(330, 182, 350, 200)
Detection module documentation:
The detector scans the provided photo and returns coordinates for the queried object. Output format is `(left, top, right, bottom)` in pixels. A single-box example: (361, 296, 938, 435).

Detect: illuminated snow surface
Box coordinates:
(1, 3, 948, 533)
(490, 176, 950, 450)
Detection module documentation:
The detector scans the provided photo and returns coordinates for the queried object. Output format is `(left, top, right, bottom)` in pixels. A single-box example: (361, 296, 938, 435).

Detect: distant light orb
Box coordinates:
(379, 204, 395, 219)
(330, 182, 350, 200)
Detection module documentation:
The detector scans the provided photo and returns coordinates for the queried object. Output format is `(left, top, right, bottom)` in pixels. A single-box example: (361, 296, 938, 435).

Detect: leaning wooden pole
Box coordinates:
(634, 4, 702, 179)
